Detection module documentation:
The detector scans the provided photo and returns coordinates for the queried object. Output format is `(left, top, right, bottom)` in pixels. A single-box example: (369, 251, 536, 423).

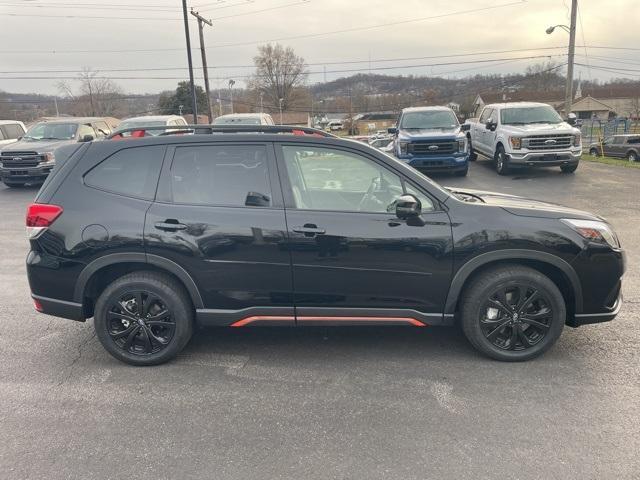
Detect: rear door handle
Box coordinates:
(154, 220, 187, 231)
(292, 225, 326, 236)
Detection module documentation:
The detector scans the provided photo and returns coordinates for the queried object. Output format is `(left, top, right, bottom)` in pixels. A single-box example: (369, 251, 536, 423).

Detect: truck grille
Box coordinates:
(525, 134, 573, 151)
(0, 151, 43, 168)
(409, 140, 456, 155)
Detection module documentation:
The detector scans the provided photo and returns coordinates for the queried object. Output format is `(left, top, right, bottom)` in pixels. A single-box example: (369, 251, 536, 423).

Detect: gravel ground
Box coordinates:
(0, 158, 638, 480)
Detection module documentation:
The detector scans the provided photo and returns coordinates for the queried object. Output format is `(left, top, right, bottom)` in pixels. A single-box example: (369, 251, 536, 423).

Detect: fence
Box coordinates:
(580, 118, 640, 146)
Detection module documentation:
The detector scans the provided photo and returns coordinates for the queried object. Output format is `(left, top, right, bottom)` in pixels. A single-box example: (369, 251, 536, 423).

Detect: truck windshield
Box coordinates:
(23, 123, 78, 141)
(400, 111, 458, 129)
(500, 106, 562, 125)
(117, 120, 167, 136)
(213, 117, 261, 125)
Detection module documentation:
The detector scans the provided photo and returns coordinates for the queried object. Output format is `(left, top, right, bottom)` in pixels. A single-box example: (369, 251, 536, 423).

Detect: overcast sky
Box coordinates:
(0, 0, 638, 95)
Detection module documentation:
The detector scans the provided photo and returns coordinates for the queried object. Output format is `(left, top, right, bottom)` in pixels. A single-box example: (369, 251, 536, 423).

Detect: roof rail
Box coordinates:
(107, 124, 336, 140)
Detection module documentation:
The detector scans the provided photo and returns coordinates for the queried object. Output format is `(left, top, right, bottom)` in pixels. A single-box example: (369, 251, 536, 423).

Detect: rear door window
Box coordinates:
(170, 144, 272, 207)
(84, 145, 165, 200)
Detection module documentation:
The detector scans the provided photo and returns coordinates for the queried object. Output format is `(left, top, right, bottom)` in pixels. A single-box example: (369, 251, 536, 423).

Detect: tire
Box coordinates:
(2, 181, 26, 188)
(589, 148, 599, 157)
(94, 271, 194, 366)
(468, 137, 477, 161)
(460, 265, 565, 362)
(560, 163, 579, 173)
(627, 151, 638, 162)
(454, 165, 469, 177)
(495, 145, 510, 175)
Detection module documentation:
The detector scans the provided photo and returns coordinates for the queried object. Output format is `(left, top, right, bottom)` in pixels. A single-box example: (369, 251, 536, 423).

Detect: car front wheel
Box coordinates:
(460, 265, 565, 361)
(94, 271, 194, 366)
(495, 146, 510, 175)
(589, 148, 599, 157)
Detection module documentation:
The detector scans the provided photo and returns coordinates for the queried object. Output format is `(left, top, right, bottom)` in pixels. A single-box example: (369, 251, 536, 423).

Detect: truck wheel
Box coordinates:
(589, 148, 599, 157)
(627, 151, 638, 162)
(495, 146, 510, 175)
(560, 164, 579, 173)
(94, 271, 194, 366)
(460, 265, 565, 362)
(454, 165, 469, 177)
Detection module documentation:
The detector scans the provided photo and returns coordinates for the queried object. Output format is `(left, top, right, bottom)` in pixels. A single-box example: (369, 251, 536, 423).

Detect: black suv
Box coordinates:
(27, 126, 625, 365)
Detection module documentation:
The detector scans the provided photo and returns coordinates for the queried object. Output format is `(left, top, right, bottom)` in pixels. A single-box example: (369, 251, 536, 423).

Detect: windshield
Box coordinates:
(214, 117, 261, 125)
(23, 122, 77, 140)
(118, 120, 168, 136)
(500, 106, 562, 125)
(400, 110, 458, 129)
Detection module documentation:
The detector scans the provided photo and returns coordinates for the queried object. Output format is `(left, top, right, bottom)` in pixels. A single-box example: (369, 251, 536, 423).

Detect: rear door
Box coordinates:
(605, 136, 623, 157)
(145, 141, 294, 326)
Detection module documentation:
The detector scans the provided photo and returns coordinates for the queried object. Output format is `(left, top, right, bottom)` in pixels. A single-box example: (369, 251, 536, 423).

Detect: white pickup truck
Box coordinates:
(466, 102, 582, 175)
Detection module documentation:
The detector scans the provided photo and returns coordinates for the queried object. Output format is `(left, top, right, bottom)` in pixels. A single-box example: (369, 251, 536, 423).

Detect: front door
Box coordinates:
(145, 142, 294, 326)
(276, 143, 453, 327)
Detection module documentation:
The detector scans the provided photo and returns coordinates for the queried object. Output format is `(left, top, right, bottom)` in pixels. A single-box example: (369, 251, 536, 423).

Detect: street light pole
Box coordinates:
(228, 79, 235, 114)
(181, 0, 198, 124)
(565, 0, 578, 118)
(279, 98, 284, 125)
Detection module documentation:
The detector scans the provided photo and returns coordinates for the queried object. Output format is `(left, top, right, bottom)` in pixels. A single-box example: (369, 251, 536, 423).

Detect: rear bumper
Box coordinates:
(507, 149, 582, 167)
(32, 294, 85, 322)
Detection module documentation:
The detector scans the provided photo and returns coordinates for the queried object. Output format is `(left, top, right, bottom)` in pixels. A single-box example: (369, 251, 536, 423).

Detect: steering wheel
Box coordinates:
(357, 176, 382, 211)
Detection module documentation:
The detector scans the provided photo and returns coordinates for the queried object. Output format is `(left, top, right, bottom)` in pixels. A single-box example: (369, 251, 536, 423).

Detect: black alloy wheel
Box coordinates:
(106, 291, 175, 356)
(480, 285, 552, 351)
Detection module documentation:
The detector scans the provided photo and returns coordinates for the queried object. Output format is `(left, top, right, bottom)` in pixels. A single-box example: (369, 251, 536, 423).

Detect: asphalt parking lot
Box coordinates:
(1, 159, 638, 480)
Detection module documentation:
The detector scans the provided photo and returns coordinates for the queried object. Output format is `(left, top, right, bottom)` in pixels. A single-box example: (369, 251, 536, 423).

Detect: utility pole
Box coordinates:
(181, 0, 198, 124)
(190, 8, 214, 123)
(54, 97, 59, 117)
(228, 79, 235, 113)
(565, 0, 578, 117)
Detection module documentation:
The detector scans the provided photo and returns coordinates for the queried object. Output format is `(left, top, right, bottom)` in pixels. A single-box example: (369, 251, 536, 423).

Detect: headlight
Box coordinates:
(399, 141, 409, 155)
(42, 151, 56, 164)
(561, 219, 620, 248)
(457, 138, 467, 153)
(509, 136, 522, 150)
(572, 134, 581, 147)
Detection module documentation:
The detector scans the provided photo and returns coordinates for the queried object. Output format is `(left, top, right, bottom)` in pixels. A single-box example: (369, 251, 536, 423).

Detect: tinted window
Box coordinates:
(628, 137, 640, 145)
(84, 145, 165, 200)
(612, 136, 624, 144)
(479, 108, 493, 123)
(171, 145, 272, 207)
(282, 145, 434, 213)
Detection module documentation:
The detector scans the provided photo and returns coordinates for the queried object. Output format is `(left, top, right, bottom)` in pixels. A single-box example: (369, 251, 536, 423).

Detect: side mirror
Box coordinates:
(80, 134, 94, 142)
(245, 191, 270, 207)
(387, 127, 398, 135)
(395, 194, 421, 220)
(461, 123, 470, 132)
(485, 119, 497, 131)
(567, 113, 577, 126)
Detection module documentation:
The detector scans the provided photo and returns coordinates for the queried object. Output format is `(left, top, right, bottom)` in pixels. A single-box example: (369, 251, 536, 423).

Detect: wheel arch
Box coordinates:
(444, 249, 583, 317)
(74, 253, 204, 317)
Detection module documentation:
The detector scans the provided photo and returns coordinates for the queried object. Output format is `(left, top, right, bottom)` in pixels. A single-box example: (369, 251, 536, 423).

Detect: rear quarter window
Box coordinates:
(84, 145, 165, 200)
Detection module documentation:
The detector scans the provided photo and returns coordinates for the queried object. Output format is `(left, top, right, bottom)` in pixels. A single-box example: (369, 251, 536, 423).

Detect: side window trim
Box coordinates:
(274, 142, 440, 214)
(156, 142, 284, 209)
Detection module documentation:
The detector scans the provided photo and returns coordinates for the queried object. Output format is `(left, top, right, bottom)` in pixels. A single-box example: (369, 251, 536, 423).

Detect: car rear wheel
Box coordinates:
(627, 151, 638, 162)
(460, 265, 565, 361)
(495, 146, 510, 175)
(94, 271, 194, 366)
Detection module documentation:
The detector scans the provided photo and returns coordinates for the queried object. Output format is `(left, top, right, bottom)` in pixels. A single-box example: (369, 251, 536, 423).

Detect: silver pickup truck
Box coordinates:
(466, 102, 582, 175)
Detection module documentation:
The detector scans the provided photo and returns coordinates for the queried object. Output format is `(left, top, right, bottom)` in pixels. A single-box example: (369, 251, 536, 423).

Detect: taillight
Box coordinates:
(26, 203, 63, 239)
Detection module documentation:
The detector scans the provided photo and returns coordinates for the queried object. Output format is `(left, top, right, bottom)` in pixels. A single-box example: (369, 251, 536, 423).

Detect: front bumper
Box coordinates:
(398, 153, 469, 172)
(0, 164, 53, 183)
(571, 291, 622, 327)
(507, 149, 582, 167)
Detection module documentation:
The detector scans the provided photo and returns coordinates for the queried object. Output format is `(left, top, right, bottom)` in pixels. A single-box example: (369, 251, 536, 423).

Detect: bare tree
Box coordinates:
(57, 68, 125, 117)
(249, 44, 308, 112)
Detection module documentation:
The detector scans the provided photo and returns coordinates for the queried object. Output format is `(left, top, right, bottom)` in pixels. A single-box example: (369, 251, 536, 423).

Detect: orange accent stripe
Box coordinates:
(229, 315, 427, 327)
(230, 316, 294, 327)
(298, 316, 427, 327)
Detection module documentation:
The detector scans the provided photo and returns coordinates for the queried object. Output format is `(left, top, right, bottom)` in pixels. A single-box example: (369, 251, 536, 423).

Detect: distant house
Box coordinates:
(353, 112, 398, 134)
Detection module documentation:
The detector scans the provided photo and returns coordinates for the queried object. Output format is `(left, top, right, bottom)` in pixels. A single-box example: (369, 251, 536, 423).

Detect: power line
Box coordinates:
(576, 1, 591, 80)
(210, 0, 311, 20)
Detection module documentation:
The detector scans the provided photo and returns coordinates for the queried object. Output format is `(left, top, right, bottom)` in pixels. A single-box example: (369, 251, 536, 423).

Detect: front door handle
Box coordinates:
(154, 220, 187, 231)
(292, 224, 326, 236)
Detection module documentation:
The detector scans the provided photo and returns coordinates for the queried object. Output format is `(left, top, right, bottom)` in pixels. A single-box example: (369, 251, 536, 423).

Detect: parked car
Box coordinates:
(589, 134, 640, 162)
(467, 102, 582, 175)
(388, 106, 470, 176)
(326, 120, 344, 131)
(26, 125, 624, 365)
(0, 117, 118, 187)
(113, 115, 187, 137)
(213, 113, 275, 126)
(0, 120, 26, 148)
